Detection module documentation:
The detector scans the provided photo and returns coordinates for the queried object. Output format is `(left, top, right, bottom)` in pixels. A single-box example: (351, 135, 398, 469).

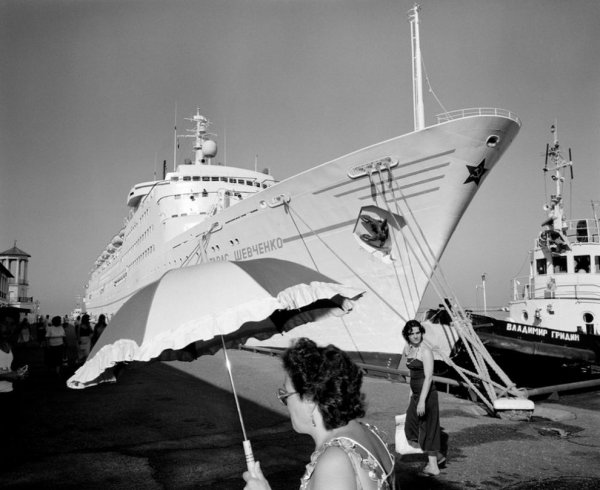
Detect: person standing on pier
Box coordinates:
(63, 317, 79, 369)
(0, 317, 28, 389)
(78, 314, 93, 364)
(0, 315, 29, 450)
(402, 319, 442, 476)
(45, 316, 66, 376)
(91, 314, 107, 347)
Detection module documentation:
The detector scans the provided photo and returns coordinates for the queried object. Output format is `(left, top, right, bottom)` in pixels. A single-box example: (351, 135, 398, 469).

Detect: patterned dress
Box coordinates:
(299, 423, 394, 489)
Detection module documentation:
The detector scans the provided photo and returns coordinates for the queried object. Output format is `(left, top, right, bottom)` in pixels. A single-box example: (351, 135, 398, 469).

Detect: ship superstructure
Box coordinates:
(87, 112, 275, 312)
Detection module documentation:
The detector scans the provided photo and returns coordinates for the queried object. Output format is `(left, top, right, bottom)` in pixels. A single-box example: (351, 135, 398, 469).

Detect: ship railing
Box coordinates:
(511, 275, 600, 301)
(435, 107, 521, 126)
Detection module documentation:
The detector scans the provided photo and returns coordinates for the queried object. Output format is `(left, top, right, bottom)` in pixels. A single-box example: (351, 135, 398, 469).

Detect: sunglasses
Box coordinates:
(276, 387, 298, 406)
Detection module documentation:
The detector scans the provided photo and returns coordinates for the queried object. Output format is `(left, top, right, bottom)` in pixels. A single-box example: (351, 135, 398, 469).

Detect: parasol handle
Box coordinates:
(243, 439, 256, 473)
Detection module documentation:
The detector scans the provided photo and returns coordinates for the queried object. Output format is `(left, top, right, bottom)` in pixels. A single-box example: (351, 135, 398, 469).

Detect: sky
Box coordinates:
(1, 0, 599, 317)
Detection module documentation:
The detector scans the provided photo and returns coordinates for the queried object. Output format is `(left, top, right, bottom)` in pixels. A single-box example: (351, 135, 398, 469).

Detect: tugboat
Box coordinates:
(471, 123, 600, 372)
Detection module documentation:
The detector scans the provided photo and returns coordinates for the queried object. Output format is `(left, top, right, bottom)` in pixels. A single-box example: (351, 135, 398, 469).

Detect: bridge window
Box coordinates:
(536, 259, 547, 275)
(221, 177, 227, 182)
(202, 177, 210, 181)
(170, 176, 179, 182)
(552, 256, 567, 273)
(595, 256, 600, 273)
(574, 255, 590, 273)
(211, 177, 219, 181)
(576, 220, 589, 242)
(183, 176, 191, 181)
(193, 176, 200, 181)
(583, 312, 595, 335)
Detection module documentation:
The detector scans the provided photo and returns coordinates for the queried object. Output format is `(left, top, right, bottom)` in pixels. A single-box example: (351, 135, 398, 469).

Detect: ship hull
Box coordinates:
(85, 113, 520, 356)
(471, 313, 600, 365)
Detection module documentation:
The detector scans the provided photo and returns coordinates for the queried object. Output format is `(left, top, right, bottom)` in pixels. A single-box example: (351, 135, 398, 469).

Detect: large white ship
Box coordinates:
(84, 6, 521, 357)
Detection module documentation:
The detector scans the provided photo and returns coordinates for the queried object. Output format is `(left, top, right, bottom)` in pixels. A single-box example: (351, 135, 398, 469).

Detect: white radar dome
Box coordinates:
(202, 140, 218, 158)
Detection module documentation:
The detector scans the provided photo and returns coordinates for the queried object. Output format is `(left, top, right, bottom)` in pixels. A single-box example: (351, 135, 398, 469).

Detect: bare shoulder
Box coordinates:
(421, 343, 434, 358)
(311, 445, 357, 490)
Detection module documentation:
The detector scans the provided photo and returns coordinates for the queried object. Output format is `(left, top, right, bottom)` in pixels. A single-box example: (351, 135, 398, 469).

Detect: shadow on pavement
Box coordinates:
(1, 345, 311, 489)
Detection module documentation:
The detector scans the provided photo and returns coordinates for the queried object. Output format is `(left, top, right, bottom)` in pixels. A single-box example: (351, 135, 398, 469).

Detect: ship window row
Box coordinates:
(113, 272, 127, 288)
(170, 175, 267, 188)
(171, 190, 243, 200)
(125, 209, 150, 239)
(128, 245, 155, 269)
(536, 255, 600, 275)
(124, 225, 154, 258)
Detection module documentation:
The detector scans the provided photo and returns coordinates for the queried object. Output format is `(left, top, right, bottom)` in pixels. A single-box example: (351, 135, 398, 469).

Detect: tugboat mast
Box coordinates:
(544, 122, 573, 231)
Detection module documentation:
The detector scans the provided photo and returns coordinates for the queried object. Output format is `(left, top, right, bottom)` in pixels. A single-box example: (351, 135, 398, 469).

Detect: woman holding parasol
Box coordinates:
(243, 337, 395, 490)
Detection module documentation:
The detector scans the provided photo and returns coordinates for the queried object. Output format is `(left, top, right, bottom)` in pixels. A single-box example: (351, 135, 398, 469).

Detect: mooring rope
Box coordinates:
(283, 201, 408, 323)
(367, 171, 416, 316)
(379, 162, 521, 403)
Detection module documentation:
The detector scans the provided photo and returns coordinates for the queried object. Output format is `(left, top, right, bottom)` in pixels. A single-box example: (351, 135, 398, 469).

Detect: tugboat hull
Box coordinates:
(471, 313, 599, 365)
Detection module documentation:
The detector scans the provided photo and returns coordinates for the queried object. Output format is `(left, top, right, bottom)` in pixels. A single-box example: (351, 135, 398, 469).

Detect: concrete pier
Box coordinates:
(2, 346, 599, 489)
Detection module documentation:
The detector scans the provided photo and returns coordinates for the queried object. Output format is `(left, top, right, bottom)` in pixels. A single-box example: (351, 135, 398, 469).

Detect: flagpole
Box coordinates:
(173, 102, 178, 172)
(220, 336, 256, 473)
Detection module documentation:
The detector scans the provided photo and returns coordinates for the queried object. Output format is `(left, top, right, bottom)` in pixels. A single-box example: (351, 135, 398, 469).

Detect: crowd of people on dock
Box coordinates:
(5, 312, 108, 377)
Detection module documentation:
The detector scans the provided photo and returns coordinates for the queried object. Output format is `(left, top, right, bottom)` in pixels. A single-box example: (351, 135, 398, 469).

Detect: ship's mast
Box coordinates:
(177, 109, 214, 166)
(189, 110, 209, 165)
(408, 4, 425, 131)
(544, 122, 573, 231)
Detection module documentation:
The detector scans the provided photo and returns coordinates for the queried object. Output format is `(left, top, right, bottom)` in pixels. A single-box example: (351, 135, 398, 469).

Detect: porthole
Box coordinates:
(486, 135, 500, 148)
(522, 310, 529, 321)
(583, 312, 594, 323)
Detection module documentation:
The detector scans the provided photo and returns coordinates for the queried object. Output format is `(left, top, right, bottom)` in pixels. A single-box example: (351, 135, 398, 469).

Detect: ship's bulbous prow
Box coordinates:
(202, 139, 217, 158)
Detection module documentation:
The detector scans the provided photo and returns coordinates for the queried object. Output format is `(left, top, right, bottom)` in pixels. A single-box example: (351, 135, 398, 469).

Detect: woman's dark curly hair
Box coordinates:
(402, 319, 426, 341)
(282, 337, 365, 430)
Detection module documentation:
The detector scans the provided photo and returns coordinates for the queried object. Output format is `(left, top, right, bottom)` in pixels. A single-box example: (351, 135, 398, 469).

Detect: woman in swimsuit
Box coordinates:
(243, 337, 395, 490)
(402, 319, 441, 476)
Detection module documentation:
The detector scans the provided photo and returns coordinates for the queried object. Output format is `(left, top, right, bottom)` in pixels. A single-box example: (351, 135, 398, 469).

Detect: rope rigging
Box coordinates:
(279, 165, 523, 411)
(374, 162, 523, 409)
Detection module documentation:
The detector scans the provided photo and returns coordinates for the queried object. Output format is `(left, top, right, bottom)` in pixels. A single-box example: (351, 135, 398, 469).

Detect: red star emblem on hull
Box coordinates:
(464, 159, 487, 185)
